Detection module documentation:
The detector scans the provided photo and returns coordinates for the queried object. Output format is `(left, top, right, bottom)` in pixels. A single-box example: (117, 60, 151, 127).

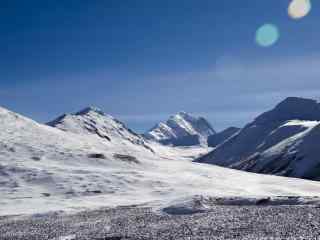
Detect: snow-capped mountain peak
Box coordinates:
(47, 107, 152, 150)
(145, 112, 215, 146)
(196, 97, 320, 180)
(75, 106, 106, 116)
(3, 104, 320, 217)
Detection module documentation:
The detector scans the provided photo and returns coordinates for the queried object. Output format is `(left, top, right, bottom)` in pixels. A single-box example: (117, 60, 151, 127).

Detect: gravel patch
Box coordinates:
(1, 203, 320, 240)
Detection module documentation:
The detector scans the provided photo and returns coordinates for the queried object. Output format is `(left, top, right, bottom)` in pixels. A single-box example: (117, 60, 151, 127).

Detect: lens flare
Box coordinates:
(255, 24, 280, 47)
(288, 0, 312, 19)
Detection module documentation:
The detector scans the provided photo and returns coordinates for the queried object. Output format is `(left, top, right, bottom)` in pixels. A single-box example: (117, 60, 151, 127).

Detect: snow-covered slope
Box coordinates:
(1, 105, 320, 216)
(207, 127, 240, 147)
(144, 112, 215, 146)
(47, 107, 154, 152)
(236, 120, 320, 180)
(196, 97, 320, 180)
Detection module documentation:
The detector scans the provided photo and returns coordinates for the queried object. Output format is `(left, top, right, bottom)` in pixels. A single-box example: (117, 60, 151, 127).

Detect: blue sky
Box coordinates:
(1, 0, 320, 132)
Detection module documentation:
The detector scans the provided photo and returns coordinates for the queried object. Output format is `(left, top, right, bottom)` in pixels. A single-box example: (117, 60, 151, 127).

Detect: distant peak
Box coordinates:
(75, 106, 105, 116)
(145, 110, 215, 146)
(173, 111, 193, 119)
(277, 97, 318, 108)
(177, 111, 188, 116)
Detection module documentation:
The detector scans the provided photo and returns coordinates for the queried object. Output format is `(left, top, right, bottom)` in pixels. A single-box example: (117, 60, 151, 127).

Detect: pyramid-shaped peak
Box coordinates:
(75, 106, 105, 116)
(145, 111, 215, 146)
(172, 111, 197, 120)
(47, 106, 108, 129)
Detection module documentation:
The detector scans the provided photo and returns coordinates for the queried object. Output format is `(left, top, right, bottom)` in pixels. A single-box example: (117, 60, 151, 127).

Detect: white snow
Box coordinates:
(254, 120, 320, 177)
(1, 106, 320, 216)
(281, 120, 320, 128)
(263, 120, 319, 157)
(170, 113, 199, 135)
(148, 122, 178, 141)
(145, 111, 215, 145)
(47, 107, 150, 150)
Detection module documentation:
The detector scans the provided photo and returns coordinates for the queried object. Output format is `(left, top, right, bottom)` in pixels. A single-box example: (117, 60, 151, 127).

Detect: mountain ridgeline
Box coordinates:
(207, 127, 240, 147)
(144, 112, 216, 146)
(47, 108, 237, 148)
(2, 96, 320, 182)
(196, 97, 320, 181)
(2, 103, 320, 217)
(47, 106, 154, 152)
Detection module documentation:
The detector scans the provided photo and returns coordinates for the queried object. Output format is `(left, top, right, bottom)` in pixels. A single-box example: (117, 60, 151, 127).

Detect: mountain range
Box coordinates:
(2, 98, 320, 216)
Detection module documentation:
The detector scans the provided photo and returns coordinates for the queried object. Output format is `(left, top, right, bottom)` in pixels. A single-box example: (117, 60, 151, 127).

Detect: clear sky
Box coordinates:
(1, 0, 319, 132)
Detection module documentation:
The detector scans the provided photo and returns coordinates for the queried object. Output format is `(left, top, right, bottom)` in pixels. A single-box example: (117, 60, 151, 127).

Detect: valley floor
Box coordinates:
(1, 198, 320, 240)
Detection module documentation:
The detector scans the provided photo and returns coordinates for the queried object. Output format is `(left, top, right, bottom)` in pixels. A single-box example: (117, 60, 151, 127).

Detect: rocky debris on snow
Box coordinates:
(113, 154, 140, 164)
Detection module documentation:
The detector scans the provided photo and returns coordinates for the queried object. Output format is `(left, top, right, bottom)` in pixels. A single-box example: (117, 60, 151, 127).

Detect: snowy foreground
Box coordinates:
(1, 106, 320, 238)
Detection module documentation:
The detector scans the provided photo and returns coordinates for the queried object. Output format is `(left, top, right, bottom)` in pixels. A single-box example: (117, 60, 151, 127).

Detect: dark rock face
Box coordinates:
(113, 154, 140, 164)
(196, 97, 320, 180)
(75, 106, 106, 116)
(88, 153, 107, 159)
(46, 114, 68, 127)
(160, 135, 201, 147)
(255, 97, 320, 124)
(207, 127, 240, 147)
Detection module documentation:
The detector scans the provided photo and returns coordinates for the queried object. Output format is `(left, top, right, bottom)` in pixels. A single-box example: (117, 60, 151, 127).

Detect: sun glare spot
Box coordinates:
(288, 0, 312, 19)
(255, 24, 280, 47)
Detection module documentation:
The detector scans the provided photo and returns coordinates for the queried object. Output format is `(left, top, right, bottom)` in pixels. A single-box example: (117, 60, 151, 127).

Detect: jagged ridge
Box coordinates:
(144, 111, 215, 146)
(47, 106, 154, 152)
